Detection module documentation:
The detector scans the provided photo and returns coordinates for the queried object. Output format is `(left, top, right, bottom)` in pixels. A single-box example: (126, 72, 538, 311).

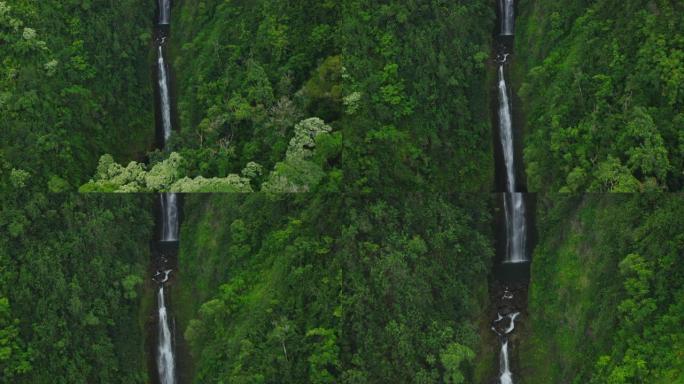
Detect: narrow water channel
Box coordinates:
(152, 1, 180, 383)
(154, 268, 176, 384)
(491, 1, 532, 383)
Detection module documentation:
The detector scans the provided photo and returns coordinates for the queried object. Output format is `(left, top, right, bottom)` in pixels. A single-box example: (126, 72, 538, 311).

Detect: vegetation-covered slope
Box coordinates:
(85, 0, 497, 193)
(522, 194, 684, 383)
(0, 192, 152, 383)
(175, 193, 493, 383)
(341, 1, 494, 192)
(81, 0, 344, 193)
(516, 0, 684, 192)
(169, 0, 341, 179)
(0, 1, 154, 191)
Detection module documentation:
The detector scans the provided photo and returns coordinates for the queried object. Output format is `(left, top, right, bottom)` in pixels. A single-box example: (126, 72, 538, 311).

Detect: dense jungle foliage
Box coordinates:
(522, 194, 684, 383)
(0, 192, 152, 383)
(174, 193, 493, 383)
(80, 0, 344, 193)
(169, 0, 341, 180)
(516, 0, 684, 192)
(0, 0, 154, 191)
(3, 0, 684, 383)
(83, 0, 496, 193)
(80, 117, 340, 193)
(340, 1, 494, 192)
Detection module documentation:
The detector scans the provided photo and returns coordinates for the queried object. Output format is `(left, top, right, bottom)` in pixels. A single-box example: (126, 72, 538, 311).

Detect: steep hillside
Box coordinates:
(169, 0, 341, 178)
(341, 1, 495, 192)
(521, 194, 684, 383)
(0, 1, 155, 190)
(174, 193, 493, 383)
(516, 0, 684, 192)
(0, 193, 153, 383)
(166, 1, 495, 192)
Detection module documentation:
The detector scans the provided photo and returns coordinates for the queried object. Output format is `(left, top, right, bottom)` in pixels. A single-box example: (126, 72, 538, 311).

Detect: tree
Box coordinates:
(306, 328, 340, 384)
(440, 343, 474, 384)
(0, 297, 32, 380)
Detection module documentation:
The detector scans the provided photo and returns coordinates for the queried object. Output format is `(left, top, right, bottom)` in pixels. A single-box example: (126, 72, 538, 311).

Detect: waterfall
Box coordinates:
(493, 312, 520, 384)
(156, 270, 176, 384)
(153, 3, 178, 383)
(497, 56, 528, 264)
(155, 196, 179, 383)
(492, 1, 528, 382)
(497, 63, 516, 192)
(157, 45, 172, 144)
(500, 0, 514, 36)
(504, 312, 520, 334)
(500, 340, 513, 384)
(158, 0, 170, 25)
(493, 311, 520, 337)
(161, 193, 179, 242)
(503, 193, 527, 263)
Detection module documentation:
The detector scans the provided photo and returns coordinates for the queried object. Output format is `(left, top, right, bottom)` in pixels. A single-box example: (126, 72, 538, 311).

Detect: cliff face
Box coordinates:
(521, 194, 684, 383)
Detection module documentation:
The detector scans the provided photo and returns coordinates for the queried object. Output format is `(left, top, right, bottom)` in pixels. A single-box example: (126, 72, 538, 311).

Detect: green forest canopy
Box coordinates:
(523, 194, 684, 384)
(0, 0, 154, 191)
(175, 193, 493, 383)
(517, 0, 684, 192)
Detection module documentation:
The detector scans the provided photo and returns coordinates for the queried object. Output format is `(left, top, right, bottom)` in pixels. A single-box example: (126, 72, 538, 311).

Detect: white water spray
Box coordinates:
(503, 193, 527, 263)
(504, 312, 520, 334)
(493, 1, 526, 382)
(158, 0, 170, 25)
(497, 56, 528, 263)
(157, 45, 172, 143)
(500, 340, 513, 384)
(157, 270, 175, 384)
(492, 312, 520, 384)
(160, 193, 179, 242)
(497, 63, 516, 192)
(500, 0, 514, 35)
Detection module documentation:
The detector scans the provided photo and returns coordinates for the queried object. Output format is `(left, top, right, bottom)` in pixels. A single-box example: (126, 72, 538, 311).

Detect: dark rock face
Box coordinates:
(489, 276, 529, 383)
(492, 280, 528, 317)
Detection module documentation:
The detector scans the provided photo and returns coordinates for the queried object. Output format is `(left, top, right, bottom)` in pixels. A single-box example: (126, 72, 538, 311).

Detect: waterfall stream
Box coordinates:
(497, 59, 516, 192)
(500, 0, 514, 36)
(153, 2, 179, 383)
(158, 0, 170, 25)
(156, 270, 176, 384)
(157, 45, 172, 143)
(503, 192, 527, 263)
(500, 340, 513, 384)
(492, 1, 530, 383)
(161, 193, 179, 242)
(495, 18, 528, 266)
(492, 312, 520, 384)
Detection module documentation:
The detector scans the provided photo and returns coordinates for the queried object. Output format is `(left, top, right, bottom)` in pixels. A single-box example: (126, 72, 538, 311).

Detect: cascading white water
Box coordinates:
(157, 45, 172, 143)
(504, 312, 520, 334)
(154, 4, 177, 384)
(492, 312, 520, 336)
(498, 56, 528, 264)
(493, 1, 526, 382)
(492, 312, 520, 384)
(500, 0, 514, 36)
(157, 270, 175, 384)
(500, 340, 513, 384)
(158, 0, 170, 25)
(161, 193, 179, 242)
(497, 62, 516, 192)
(503, 192, 527, 263)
